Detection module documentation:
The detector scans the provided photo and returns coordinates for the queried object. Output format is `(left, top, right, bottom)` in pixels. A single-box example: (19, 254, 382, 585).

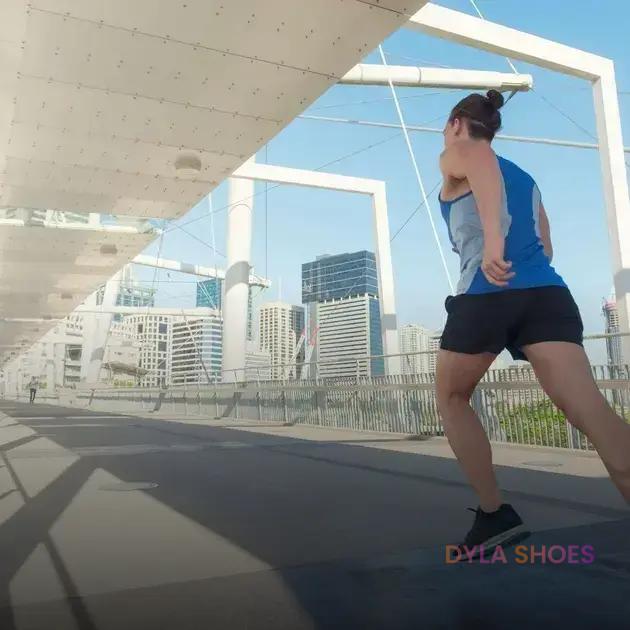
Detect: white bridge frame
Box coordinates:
(222, 5, 630, 376)
(224, 162, 400, 379)
(408, 4, 630, 358)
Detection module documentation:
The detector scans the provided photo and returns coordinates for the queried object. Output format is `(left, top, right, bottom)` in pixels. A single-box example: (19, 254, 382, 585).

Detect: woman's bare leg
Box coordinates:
(436, 349, 502, 512)
(523, 341, 630, 502)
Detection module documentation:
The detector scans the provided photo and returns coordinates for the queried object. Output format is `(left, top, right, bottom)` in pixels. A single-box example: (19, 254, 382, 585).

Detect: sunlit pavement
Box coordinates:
(1, 400, 628, 629)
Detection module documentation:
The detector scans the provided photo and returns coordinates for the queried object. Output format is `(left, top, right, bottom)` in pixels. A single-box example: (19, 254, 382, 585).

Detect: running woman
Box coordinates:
(438, 89, 630, 551)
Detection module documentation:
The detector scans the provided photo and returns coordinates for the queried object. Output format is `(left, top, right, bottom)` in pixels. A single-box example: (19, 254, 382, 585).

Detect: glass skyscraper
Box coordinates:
(368, 296, 384, 376)
(302, 251, 378, 304)
(302, 251, 383, 377)
(196, 278, 222, 310)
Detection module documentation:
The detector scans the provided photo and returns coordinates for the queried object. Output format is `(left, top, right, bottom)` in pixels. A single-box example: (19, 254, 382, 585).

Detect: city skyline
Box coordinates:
(1, 238, 621, 394)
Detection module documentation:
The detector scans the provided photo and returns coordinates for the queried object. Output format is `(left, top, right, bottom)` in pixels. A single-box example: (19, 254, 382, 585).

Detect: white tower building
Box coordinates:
(258, 302, 305, 380)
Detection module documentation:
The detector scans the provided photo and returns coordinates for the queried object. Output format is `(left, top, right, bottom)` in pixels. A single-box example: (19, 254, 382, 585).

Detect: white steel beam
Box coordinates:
(132, 254, 271, 288)
(407, 4, 630, 361)
(407, 4, 604, 79)
(80, 272, 121, 384)
(233, 162, 382, 195)
(75, 306, 221, 317)
(340, 64, 532, 91)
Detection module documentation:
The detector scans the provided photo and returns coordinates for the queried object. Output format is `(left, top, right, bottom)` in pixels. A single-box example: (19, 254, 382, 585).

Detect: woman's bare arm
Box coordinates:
(539, 202, 553, 261)
(441, 141, 513, 286)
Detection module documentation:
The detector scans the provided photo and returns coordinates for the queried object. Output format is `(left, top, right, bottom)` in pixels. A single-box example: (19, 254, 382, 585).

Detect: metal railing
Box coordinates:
(216, 331, 628, 384)
(52, 363, 630, 452)
(220, 348, 439, 384)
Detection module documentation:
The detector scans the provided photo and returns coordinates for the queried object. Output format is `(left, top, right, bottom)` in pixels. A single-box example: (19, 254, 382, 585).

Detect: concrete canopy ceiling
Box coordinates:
(0, 0, 428, 365)
(1, 0, 427, 218)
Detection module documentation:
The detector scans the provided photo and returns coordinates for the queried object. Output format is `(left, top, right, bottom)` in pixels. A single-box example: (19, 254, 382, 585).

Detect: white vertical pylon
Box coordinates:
(80, 271, 121, 384)
(45, 341, 55, 394)
(593, 66, 630, 360)
(372, 183, 401, 375)
(222, 156, 255, 383)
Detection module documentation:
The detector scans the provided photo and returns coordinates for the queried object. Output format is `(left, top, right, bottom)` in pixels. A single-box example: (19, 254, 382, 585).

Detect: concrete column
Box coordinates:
(222, 157, 255, 383)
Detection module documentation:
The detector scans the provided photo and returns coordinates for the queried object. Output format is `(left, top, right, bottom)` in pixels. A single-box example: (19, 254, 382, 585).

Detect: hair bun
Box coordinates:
(486, 89, 505, 110)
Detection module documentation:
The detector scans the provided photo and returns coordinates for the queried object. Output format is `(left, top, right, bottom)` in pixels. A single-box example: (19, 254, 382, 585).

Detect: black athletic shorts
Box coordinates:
(440, 286, 584, 361)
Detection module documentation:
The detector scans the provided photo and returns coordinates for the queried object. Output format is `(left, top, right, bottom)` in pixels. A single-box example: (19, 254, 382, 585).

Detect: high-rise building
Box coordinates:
(302, 251, 383, 377)
(428, 336, 441, 373)
(603, 291, 622, 366)
(170, 311, 222, 385)
(302, 251, 378, 303)
(399, 324, 434, 374)
(196, 278, 222, 310)
(258, 302, 305, 379)
(122, 314, 172, 387)
(196, 277, 254, 341)
(316, 295, 384, 378)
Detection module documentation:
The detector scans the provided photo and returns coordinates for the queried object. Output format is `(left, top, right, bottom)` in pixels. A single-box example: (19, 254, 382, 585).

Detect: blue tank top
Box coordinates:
(439, 155, 566, 295)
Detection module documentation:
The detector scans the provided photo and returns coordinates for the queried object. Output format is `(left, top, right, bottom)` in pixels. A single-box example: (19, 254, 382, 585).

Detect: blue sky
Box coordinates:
(138, 0, 630, 364)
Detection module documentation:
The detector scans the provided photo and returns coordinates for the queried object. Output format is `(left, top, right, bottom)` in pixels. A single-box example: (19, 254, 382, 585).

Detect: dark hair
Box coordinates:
(448, 89, 505, 141)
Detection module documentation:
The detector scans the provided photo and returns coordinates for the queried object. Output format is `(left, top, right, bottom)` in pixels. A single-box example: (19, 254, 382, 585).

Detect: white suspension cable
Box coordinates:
(148, 222, 167, 312)
(299, 114, 630, 153)
(309, 90, 445, 112)
(468, 0, 519, 74)
(383, 51, 454, 69)
(377, 45, 455, 293)
(171, 222, 226, 258)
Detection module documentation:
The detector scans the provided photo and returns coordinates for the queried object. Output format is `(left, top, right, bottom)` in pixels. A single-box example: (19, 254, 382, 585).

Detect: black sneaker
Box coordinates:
(460, 504, 528, 555)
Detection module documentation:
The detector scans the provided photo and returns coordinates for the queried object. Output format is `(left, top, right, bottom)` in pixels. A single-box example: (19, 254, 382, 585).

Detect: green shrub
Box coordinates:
(497, 399, 569, 448)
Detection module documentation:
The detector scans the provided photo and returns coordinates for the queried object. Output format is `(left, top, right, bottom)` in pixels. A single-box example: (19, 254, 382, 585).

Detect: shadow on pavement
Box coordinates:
(0, 401, 628, 629)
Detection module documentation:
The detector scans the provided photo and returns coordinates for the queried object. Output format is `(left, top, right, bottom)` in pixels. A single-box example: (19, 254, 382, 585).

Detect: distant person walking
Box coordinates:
(28, 376, 38, 403)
